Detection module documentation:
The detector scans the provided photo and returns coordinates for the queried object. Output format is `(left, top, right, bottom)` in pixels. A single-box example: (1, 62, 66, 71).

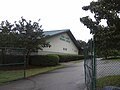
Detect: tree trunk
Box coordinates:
(1, 48, 5, 64)
(104, 51, 108, 59)
(25, 49, 30, 68)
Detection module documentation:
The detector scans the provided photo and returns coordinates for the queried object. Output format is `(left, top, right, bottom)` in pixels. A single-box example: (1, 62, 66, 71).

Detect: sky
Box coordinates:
(0, 0, 96, 42)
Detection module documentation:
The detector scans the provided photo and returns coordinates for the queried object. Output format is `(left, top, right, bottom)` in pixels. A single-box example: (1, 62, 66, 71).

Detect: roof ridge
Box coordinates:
(44, 29, 70, 32)
(43, 29, 81, 50)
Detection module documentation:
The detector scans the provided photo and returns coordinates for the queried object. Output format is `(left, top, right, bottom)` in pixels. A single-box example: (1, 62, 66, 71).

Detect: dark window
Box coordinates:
(66, 40, 70, 43)
(74, 50, 77, 52)
(63, 48, 67, 51)
(60, 38, 65, 41)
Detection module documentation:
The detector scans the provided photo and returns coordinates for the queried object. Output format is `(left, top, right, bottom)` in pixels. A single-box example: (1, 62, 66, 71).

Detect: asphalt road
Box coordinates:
(97, 60, 120, 78)
(0, 62, 85, 90)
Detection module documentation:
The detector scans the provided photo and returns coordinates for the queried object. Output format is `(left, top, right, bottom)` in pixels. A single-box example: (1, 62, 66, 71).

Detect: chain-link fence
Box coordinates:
(96, 58, 120, 90)
(0, 47, 26, 84)
(84, 38, 96, 90)
(84, 37, 120, 90)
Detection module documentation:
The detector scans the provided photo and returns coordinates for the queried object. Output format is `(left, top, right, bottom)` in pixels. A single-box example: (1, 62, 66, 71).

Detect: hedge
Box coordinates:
(58, 55, 84, 62)
(29, 55, 59, 66)
(0, 54, 84, 66)
(0, 55, 24, 64)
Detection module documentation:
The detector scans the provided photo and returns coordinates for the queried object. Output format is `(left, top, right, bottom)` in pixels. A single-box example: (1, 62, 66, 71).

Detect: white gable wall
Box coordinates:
(38, 33, 78, 55)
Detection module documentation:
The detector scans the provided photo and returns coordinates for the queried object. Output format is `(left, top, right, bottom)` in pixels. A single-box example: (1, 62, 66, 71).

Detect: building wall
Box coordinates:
(38, 33, 78, 55)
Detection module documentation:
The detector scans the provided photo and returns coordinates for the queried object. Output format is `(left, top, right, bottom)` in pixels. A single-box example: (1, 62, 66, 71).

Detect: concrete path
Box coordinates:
(0, 62, 85, 90)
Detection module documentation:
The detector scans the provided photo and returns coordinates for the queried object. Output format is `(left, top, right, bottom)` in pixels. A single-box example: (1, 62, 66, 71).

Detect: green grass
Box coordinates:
(0, 60, 83, 85)
(0, 70, 24, 84)
(105, 59, 120, 62)
(26, 64, 65, 77)
(0, 64, 65, 85)
(101, 59, 120, 64)
(66, 60, 83, 63)
(97, 75, 120, 88)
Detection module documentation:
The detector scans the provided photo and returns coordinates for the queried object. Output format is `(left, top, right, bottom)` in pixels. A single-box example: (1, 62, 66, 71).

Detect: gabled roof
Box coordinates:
(44, 29, 81, 50)
(44, 29, 69, 37)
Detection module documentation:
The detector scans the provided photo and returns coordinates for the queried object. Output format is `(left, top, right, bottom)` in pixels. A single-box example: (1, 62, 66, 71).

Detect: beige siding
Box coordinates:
(38, 33, 78, 55)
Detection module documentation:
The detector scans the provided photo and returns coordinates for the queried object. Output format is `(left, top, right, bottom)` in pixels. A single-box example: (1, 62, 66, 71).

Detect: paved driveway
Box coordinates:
(0, 62, 85, 90)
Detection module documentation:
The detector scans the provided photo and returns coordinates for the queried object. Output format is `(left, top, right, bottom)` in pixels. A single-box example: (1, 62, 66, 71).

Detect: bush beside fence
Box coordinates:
(0, 55, 24, 64)
(58, 54, 84, 62)
(29, 55, 59, 66)
(0, 54, 84, 66)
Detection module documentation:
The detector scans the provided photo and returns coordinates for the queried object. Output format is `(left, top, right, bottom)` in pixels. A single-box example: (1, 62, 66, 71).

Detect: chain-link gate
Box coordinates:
(96, 56, 120, 89)
(84, 38, 96, 90)
(0, 47, 26, 84)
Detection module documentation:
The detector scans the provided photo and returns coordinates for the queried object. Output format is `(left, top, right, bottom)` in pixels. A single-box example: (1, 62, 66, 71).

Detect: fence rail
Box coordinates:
(0, 47, 26, 84)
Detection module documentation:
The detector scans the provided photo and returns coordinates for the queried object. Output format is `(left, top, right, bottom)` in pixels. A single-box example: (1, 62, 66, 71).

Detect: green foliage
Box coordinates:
(80, 0, 120, 58)
(13, 17, 50, 51)
(0, 70, 24, 84)
(0, 17, 50, 66)
(0, 64, 65, 84)
(58, 54, 84, 62)
(0, 20, 17, 47)
(107, 56, 120, 60)
(0, 55, 24, 64)
(29, 55, 59, 66)
(77, 40, 87, 54)
(108, 50, 120, 57)
(97, 75, 120, 88)
(0, 17, 50, 51)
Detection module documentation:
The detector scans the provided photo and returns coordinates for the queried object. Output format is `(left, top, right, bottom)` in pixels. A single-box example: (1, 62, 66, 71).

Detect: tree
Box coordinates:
(0, 17, 50, 65)
(0, 20, 16, 47)
(14, 17, 50, 65)
(0, 20, 17, 63)
(77, 40, 87, 54)
(80, 0, 120, 58)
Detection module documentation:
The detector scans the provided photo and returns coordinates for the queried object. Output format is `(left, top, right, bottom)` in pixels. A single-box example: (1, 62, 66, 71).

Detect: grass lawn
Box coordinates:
(0, 70, 24, 84)
(70, 60, 83, 63)
(0, 59, 82, 85)
(0, 64, 65, 85)
(97, 75, 120, 88)
(26, 64, 66, 77)
(104, 59, 120, 62)
(62, 59, 83, 63)
(101, 59, 120, 64)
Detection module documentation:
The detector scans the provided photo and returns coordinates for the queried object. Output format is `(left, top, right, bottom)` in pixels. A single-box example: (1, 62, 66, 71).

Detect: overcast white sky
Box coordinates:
(0, 0, 97, 42)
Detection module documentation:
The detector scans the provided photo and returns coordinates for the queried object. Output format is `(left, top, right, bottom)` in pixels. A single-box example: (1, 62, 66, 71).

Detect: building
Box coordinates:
(38, 29, 81, 55)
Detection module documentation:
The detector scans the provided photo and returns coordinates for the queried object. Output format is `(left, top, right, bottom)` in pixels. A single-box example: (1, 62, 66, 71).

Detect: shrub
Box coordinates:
(0, 55, 24, 64)
(97, 75, 120, 88)
(29, 55, 59, 66)
(58, 54, 84, 62)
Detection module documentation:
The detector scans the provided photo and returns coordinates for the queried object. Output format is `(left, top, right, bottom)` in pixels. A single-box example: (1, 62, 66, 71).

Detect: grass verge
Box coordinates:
(101, 59, 120, 64)
(68, 60, 83, 63)
(0, 64, 65, 85)
(26, 64, 66, 77)
(97, 75, 120, 88)
(0, 60, 83, 85)
(104, 59, 120, 62)
(60, 59, 83, 63)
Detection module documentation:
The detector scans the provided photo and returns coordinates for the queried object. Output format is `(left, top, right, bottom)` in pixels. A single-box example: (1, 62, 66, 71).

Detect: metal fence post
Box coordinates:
(24, 54, 26, 78)
(93, 35, 96, 90)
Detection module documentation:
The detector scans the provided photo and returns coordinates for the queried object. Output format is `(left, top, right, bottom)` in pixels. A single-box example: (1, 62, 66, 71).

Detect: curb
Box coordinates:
(84, 87, 87, 90)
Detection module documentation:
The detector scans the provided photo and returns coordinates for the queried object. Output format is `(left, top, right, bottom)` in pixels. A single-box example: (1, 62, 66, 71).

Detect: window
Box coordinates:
(66, 40, 70, 43)
(60, 37, 65, 41)
(63, 48, 67, 51)
(66, 37, 69, 40)
(60, 35, 70, 43)
(74, 50, 77, 52)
